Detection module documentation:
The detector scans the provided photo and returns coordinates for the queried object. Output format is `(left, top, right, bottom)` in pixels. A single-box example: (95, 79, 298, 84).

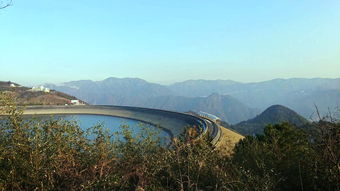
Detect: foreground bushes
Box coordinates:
(0, 109, 243, 190)
(233, 122, 339, 191)
(0, 95, 339, 190)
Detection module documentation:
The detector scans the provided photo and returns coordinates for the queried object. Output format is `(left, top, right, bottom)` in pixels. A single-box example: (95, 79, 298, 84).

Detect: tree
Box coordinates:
(232, 122, 340, 191)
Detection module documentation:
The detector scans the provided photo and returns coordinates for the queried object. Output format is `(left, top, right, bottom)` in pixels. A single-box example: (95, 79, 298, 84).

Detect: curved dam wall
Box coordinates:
(21, 105, 207, 138)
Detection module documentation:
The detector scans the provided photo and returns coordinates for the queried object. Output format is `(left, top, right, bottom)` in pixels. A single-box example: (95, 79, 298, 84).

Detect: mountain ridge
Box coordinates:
(142, 93, 258, 124)
(43, 77, 340, 122)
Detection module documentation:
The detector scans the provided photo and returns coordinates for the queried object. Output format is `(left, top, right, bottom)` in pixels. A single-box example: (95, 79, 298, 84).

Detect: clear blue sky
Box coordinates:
(1, 0, 339, 85)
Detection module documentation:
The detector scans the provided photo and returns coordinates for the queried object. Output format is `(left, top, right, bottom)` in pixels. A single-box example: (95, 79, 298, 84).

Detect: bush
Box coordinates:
(232, 122, 340, 191)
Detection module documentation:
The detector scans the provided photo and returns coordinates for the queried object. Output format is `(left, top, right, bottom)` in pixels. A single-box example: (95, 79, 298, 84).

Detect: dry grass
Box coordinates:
(214, 125, 244, 154)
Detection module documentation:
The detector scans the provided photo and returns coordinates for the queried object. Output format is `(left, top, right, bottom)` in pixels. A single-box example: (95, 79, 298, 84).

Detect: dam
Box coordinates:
(20, 105, 220, 144)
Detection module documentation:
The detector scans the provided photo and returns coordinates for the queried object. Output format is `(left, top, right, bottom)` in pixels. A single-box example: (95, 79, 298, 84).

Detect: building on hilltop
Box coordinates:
(70, 100, 80, 105)
(69, 100, 85, 105)
(29, 86, 50, 93)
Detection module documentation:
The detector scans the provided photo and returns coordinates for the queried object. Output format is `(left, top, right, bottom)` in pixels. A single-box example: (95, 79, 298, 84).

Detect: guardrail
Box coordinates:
(196, 116, 221, 146)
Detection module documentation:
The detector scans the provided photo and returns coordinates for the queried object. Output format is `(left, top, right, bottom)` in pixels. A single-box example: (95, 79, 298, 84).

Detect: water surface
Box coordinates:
(3, 114, 171, 144)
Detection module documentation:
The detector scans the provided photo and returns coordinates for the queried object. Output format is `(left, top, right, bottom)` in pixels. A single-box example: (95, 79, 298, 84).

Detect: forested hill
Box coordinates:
(232, 105, 309, 135)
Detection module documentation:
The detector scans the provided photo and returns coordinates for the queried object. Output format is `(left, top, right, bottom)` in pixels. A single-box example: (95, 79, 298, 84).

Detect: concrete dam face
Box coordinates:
(21, 105, 210, 140)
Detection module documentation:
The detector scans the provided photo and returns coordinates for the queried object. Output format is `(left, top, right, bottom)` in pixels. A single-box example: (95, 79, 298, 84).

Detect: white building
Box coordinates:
(30, 86, 50, 93)
(43, 88, 50, 93)
(70, 100, 80, 105)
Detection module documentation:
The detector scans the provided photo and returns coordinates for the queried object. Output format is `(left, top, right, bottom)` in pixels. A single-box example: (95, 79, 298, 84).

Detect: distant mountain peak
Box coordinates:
(262, 104, 295, 115)
(233, 104, 308, 135)
(248, 104, 308, 124)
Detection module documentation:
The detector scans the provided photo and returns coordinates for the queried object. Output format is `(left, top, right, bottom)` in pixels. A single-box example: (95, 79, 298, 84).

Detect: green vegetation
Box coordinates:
(233, 122, 339, 191)
(0, 93, 339, 190)
(232, 105, 309, 135)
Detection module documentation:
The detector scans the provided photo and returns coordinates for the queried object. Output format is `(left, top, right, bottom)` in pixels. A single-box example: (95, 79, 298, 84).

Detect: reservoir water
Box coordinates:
(3, 114, 172, 144)
(57, 114, 171, 143)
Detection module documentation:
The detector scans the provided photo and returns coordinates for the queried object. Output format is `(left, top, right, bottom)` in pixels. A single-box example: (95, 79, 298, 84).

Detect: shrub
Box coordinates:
(233, 122, 340, 191)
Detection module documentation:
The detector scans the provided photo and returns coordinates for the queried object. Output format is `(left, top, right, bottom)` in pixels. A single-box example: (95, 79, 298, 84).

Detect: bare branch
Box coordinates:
(314, 103, 322, 121)
(0, 0, 12, 9)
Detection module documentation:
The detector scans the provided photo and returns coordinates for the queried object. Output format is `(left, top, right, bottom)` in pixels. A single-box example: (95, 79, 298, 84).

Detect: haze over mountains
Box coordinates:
(170, 78, 340, 119)
(144, 93, 258, 124)
(45, 77, 340, 124)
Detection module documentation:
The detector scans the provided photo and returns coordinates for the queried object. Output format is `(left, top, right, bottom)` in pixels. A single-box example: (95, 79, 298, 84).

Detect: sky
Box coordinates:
(0, 0, 340, 86)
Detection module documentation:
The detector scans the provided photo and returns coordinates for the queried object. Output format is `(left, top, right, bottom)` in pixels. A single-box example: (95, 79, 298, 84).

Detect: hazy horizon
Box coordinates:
(3, 76, 340, 88)
(1, 1, 340, 85)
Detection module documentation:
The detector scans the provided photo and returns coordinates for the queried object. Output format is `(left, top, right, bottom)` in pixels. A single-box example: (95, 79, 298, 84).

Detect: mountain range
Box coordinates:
(142, 93, 258, 124)
(169, 78, 340, 118)
(44, 77, 340, 124)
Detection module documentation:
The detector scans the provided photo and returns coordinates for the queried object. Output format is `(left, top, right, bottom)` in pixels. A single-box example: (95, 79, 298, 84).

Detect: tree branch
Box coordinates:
(0, 0, 12, 9)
